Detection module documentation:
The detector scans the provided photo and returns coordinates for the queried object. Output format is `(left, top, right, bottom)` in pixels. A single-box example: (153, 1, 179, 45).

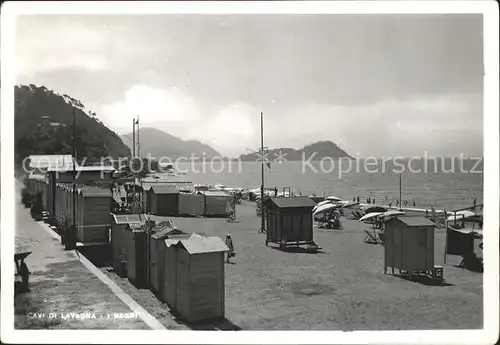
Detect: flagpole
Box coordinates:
(399, 173, 402, 211)
(260, 111, 265, 233)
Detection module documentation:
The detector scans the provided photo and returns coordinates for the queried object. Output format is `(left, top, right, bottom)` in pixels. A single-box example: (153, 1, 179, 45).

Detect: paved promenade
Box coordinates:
(14, 181, 158, 330)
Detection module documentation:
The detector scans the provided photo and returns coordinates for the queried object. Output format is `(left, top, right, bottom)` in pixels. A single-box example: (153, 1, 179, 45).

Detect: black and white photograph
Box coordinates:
(1, 1, 498, 344)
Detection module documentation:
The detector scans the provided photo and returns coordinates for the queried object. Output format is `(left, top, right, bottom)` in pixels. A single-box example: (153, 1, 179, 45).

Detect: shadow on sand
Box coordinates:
(170, 310, 242, 330)
(395, 273, 454, 287)
(453, 264, 484, 274)
(269, 246, 326, 254)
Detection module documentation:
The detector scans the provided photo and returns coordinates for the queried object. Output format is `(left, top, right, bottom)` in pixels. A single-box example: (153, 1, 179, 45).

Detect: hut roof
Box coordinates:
(151, 223, 185, 240)
(111, 213, 147, 224)
(127, 223, 145, 231)
(389, 216, 435, 227)
(266, 196, 317, 209)
(200, 191, 232, 197)
(28, 154, 73, 170)
(29, 173, 48, 181)
(79, 187, 112, 197)
(49, 165, 116, 173)
(137, 178, 194, 192)
(150, 185, 179, 195)
(165, 235, 228, 254)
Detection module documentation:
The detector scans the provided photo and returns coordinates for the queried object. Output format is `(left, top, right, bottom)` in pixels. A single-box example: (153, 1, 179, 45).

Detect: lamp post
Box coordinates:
(65, 107, 77, 250)
(259, 112, 266, 234)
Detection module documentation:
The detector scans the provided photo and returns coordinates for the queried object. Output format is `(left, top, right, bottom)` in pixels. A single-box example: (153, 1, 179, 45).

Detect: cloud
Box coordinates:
(100, 85, 200, 132)
(266, 93, 482, 157)
(190, 103, 258, 156)
(14, 15, 483, 158)
(98, 84, 482, 158)
(99, 84, 261, 157)
(16, 20, 111, 77)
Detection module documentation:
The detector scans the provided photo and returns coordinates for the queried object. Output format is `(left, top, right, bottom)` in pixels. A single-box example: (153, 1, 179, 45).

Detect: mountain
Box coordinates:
(121, 127, 221, 161)
(237, 141, 352, 162)
(15, 84, 131, 163)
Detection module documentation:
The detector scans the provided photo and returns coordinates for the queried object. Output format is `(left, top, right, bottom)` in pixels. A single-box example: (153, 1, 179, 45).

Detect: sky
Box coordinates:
(15, 14, 484, 158)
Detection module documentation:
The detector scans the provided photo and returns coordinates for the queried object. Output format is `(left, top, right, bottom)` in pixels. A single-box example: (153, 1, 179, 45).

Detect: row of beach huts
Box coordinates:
(23, 155, 234, 322)
(25, 155, 236, 245)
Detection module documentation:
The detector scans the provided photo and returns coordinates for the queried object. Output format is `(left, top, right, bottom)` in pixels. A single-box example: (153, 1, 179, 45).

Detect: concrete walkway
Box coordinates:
(14, 182, 161, 329)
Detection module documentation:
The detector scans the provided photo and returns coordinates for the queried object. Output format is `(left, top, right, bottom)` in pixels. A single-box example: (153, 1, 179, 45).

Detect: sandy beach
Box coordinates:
(94, 200, 483, 331)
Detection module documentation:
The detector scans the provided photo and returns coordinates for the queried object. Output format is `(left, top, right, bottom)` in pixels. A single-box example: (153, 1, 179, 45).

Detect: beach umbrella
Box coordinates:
(313, 203, 338, 215)
(359, 212, 384, 222)
(313, 200, 333, 212)
(382, 210, 405, 218)
(341, 201, 360, 208)
(325, 196, 342, 202)
(446, 210, 476, 222)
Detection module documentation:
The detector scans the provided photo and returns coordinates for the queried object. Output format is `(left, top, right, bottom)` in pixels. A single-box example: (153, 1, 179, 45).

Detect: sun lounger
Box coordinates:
(351, 211, 363, 220)
(364, 230, 379, 244)
(378, 231, 385, 244)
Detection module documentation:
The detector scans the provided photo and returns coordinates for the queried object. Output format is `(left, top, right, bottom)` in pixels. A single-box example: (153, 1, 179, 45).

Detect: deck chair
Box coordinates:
(378, 231, 385, 244)
(351, 211, 362, 220)
(364, 229, 379, 244)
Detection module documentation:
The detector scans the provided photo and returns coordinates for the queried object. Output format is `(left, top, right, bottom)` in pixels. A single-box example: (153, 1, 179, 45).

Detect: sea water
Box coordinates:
(166, 159, 483, 211)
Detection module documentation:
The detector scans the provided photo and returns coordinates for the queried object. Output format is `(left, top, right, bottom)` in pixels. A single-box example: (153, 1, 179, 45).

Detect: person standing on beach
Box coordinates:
(357, 196, 360, 203)
(225, 234, 235, 263)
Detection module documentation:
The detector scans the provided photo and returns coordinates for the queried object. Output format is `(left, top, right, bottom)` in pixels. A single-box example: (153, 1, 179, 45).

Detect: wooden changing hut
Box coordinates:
(149, 186, 180, 216)
(264, 197, 318, 250)
(178, 193, 205, 217)
(164, 235, 228, 322)
(202, 191, 232, 217)
(110, 213, 147, 274)
(148, 223, 188, 296)
(384, 216, 436, 280)
(76, 186, 113, 244)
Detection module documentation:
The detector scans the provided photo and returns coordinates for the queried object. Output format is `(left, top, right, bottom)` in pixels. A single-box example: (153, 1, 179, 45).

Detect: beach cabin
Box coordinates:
(384, 217, 435, 279)
(264, 197, 317, 248)
(110, 213, 147, 274)
(202, 191, 232, 217)
(149, 186, 180, 216)
(164, 235, 228, 322)
(445, 227, 483, 266)
(178, 193, 205, 217)
(75, 186, 113, 244)
(27, 175, 50, 211)
(123, 223, 147, 288)
(52, 165, 116, 185)
(45, 164, 115, 218)
(55, 184, 64, 224)
(148, 224, 189, 296)
(148, 221, 176, 293)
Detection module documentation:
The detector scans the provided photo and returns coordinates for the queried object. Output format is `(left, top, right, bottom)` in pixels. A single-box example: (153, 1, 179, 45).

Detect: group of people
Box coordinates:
(388, 199, 416, 208)
(351, 195, 418, 208)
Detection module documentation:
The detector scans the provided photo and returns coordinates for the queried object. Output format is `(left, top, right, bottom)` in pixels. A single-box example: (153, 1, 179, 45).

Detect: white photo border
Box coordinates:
(1, 1, 498, 344)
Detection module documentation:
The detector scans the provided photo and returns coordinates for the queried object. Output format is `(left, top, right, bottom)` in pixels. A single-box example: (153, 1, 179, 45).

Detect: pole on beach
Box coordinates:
(399, 173, 402, 211)
(137, 115, 144, 214)
(260, 112, 266, 234)
(67, 107, 77, 250)
(132, 118, 137, 213)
